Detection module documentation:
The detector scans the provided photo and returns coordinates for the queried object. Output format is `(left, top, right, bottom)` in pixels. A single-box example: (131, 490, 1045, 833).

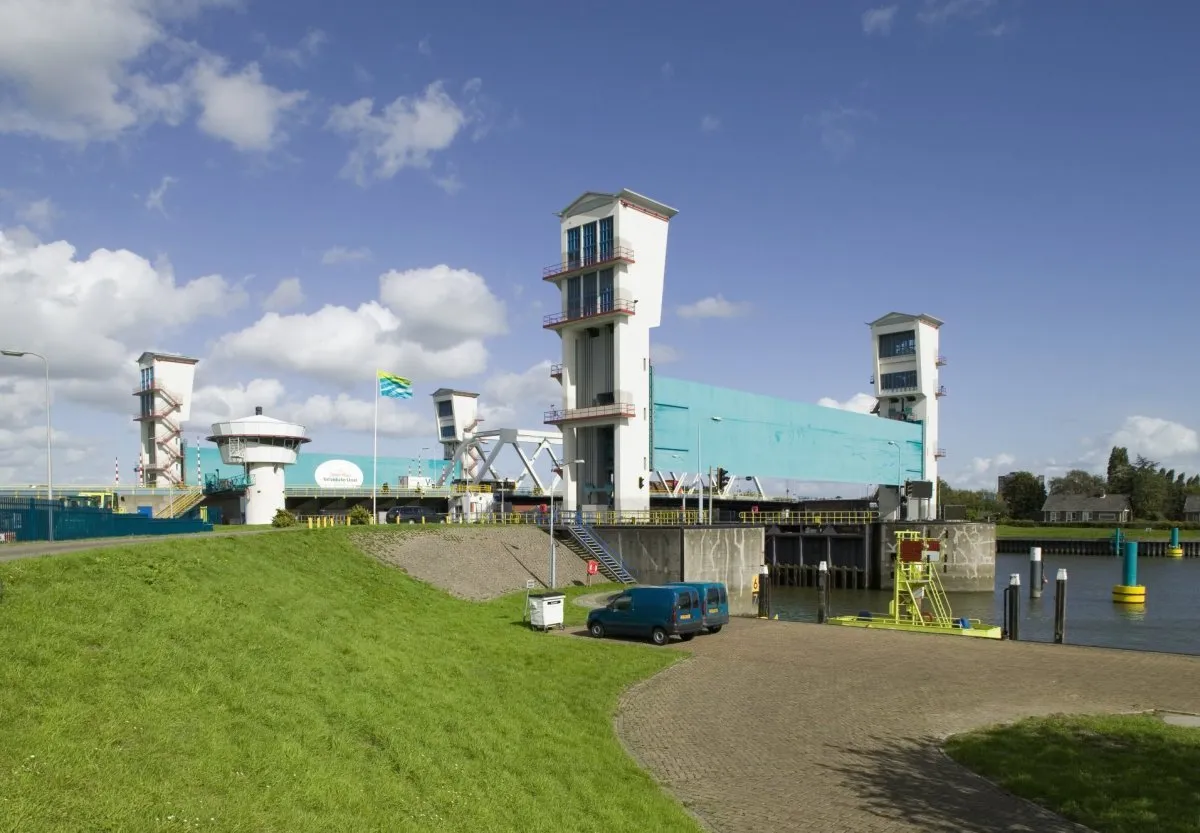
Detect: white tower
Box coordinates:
(432, 388, 484, 479)
(869, 312, 945, 520)
(134, 351, 198, 487)
(207, 407, 310, 525)
(544, 189, 678, 513)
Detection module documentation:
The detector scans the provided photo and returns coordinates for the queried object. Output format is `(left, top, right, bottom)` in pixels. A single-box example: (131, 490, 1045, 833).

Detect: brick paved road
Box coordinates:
(611, 619, 1200, 833)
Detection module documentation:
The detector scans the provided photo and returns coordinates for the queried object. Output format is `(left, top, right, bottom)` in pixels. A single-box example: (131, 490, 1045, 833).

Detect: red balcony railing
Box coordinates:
(542, 245, 635, 281)
(935, 355, 947, 367)
(544, 401, 636, 425)
(934, 448, 947, 459)
(543, 296, 636, 329)
(549, 363, 563, 379)
(935, 385, 947, 397)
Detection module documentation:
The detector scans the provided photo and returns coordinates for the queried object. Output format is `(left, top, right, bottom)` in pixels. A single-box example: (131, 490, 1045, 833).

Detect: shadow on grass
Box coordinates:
(824, 737, 1090, 833)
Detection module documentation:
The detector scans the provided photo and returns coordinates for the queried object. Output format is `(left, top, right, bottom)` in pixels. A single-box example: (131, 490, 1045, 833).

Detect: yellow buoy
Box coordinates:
(1167, 547, 1184, 558)
(1112, 583, 1146, 604)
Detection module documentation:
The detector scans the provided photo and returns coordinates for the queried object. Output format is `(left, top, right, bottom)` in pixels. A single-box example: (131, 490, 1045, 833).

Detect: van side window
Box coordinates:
(676, 593, 692, 612)
(719, 586, 728, 604)
(706, 588, 720, 606)
(613, 595, 632, 611)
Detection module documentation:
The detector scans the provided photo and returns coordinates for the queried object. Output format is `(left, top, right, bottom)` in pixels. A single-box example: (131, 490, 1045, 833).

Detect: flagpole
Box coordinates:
(372, 371, 379, 524)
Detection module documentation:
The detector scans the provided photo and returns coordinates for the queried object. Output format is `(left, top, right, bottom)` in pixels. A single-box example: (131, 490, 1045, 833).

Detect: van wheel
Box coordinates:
(707, 625, 723, 634)
(679, 633, 696, 642)
(650, 627, 668, 646)
(589, 622, 605, 639)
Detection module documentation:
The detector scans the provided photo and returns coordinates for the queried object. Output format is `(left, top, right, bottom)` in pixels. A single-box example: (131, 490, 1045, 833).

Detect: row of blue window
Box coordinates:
(878, 330, 916, 358)
(880, 370, 918, 391)
(566, 217, 616, 266)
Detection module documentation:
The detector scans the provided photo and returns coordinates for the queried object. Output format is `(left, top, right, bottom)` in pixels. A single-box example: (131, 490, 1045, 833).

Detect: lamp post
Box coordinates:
(697, 416, 722, 523)
(2, 349, 53, 541)
(550, 458, 586, 588)
(418, 445, 429, 480)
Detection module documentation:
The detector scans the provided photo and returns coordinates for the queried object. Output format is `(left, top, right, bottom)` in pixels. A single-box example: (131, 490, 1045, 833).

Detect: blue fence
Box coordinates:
(0, 497, 213, 543)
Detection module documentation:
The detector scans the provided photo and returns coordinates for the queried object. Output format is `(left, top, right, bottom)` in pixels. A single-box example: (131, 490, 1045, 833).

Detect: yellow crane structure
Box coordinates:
(829, 530, 1002, 639)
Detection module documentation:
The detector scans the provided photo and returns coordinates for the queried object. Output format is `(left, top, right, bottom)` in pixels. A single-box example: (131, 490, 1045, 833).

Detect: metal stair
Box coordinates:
(566, 522, 635, 584)
(156, 487, 205, 518)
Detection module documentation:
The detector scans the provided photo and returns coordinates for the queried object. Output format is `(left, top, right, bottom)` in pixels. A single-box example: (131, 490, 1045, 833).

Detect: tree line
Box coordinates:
(940, 446, 1200, 522)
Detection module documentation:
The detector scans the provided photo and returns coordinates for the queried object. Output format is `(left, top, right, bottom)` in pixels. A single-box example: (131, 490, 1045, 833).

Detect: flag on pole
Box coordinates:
(378, 370, 413, 399)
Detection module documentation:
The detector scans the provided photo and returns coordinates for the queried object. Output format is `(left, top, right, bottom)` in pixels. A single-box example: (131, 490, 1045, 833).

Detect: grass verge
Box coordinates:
(996, 526, 1198, 541)
(945, 713, 1200, 833)
(0, 529, 699, 833)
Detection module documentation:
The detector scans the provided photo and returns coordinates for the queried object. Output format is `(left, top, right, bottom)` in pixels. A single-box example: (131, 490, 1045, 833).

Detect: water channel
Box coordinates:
(770, 553, 1200, 656)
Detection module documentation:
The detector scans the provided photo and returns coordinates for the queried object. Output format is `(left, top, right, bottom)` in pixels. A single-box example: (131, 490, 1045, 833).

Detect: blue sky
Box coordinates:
(2, 0, 1200, 491)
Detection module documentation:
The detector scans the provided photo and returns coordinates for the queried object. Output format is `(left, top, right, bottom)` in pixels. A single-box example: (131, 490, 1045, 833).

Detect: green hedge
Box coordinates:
(1001, 519, 1200, 531)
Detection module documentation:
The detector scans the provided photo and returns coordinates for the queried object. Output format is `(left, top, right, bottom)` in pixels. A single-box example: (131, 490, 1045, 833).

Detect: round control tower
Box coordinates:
(207, 407, 310, 525)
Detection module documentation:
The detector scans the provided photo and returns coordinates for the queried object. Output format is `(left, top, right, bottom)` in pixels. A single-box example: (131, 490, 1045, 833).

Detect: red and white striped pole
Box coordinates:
(114, 456, 119, 487)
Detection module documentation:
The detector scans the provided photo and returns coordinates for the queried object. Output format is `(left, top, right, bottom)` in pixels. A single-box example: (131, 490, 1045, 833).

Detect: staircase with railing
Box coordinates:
(156, 487, 205, 518)
(565, 522, 635, 584)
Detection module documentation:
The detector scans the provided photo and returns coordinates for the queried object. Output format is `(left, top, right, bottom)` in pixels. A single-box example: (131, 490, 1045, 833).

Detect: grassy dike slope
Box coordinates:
(0, 530, 699, 833)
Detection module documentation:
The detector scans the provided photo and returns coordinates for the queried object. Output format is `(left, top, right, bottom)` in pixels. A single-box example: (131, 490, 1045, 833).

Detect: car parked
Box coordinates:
(666, 581, 729, 633)
(586, 585, 704, 646)
(385, 505, 445, 524)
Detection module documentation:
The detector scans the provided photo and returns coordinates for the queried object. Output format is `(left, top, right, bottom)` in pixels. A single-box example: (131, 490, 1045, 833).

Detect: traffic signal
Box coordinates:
(716, 468, 730, 492)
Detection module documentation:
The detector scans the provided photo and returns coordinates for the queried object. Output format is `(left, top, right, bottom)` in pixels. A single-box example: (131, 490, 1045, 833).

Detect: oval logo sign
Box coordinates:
(314, 459, 364, 489)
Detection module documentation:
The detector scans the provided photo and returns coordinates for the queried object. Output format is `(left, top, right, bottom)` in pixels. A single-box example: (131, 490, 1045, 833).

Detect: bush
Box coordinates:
(348, 505, 373, 526)
(271, 509, 297, 528)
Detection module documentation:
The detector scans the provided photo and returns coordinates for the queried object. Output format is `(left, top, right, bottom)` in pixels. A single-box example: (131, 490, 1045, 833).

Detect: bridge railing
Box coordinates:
(738, 510, 879, 525)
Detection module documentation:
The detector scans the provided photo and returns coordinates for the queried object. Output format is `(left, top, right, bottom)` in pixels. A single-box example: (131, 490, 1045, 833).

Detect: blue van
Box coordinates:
(586, 586, 704, 646)
(667, 581, 729, 633)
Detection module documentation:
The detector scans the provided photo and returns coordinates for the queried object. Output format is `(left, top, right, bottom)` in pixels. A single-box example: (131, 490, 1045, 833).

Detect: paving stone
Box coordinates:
(612, 618, 1200, 833)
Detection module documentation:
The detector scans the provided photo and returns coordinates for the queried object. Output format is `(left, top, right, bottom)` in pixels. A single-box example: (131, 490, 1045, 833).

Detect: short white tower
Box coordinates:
(134, 351, 198, 487)
(869, 312, 945, 520)
(207, 407, 310, 525)
(543, 189, 678, 513)
(432, 388, 484, 479)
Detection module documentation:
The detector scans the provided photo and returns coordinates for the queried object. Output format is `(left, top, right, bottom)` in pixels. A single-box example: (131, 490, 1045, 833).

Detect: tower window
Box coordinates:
(880, 370, 918, 391)
(878, 330, 916, 358)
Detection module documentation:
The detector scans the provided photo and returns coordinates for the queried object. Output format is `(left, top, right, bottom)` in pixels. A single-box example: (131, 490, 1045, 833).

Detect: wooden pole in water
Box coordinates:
(1005, 573, 1021, 640)
(817, 560, 829, 624)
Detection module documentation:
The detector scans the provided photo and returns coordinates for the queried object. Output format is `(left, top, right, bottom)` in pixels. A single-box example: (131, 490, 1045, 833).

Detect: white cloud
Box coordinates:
(264, 29, 327, 66)
(677, 294, 752, 319)
(949, 452, 1017, 490)
(189, 56, 306, 151)
(321, 245, 371, 265)
(16, 198, 57, 231)
(862, 5, 899, 35)
(917, 0, 998, 26)
(262, 277, 305, 312)
(660, 62, 674, 81)
(213, 264, 507, 385)
(650, 343, 681, 365)
(814, 106, 874, 158)
(0, 228, 243, 389)
(0, 0, 232, 143)
(817, 393, 876, 414)
(188, 378, 426, 437)
(700, 114, 720, 132)
(0, 225, 248, 481)
(326, 81, 474, 186)
(145, 175, 177, 215)
(1110, 416, 1200, 462)
(478, 361, 561, 426)
(417, 36, 433, 56)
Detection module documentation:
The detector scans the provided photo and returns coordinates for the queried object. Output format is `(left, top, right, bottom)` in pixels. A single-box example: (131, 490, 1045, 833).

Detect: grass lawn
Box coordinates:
(946, 713, 1200, 833)
(0, 530, 700, 833)
(996, 525, 1198, 541)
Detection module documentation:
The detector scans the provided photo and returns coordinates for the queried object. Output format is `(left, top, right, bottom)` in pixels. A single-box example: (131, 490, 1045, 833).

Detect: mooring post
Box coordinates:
(1168, 527, 1183, 558)
(1112, 540, 1147, 604)
(1054, 568, 1068, 644)
(1029, 546, 1043, 599)
(758, 563, 770, 619)
(817, 560, 829, 624)
(1005, 573, 1021, 640)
